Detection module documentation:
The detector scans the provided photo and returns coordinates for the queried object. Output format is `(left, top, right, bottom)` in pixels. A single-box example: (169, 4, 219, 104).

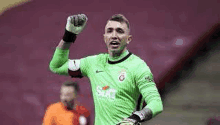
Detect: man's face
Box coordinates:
(103, 21, 132, 54)
(60, 86, 77, 109)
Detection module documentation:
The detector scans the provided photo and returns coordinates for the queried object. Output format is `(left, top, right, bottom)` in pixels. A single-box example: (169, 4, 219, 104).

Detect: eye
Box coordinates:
(116, 28, 124, 33)
(107, 28, 113, 33)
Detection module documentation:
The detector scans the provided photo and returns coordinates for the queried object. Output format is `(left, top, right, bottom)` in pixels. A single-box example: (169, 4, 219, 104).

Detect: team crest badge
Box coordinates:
(118, 69, 126, 82)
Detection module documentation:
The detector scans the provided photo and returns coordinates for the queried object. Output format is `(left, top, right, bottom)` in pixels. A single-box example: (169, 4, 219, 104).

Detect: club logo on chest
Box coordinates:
(118, 69, 127, 82)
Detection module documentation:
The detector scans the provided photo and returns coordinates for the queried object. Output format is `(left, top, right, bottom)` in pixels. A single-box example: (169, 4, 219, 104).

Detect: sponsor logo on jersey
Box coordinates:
(102, 85, 109, 90)
(96, 85, 116, 100)
(118, 69, 127, 82)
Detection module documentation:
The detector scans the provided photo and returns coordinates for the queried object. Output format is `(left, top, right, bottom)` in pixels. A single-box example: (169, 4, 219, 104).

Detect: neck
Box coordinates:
(67, 104, 77, 110)
(108, 48, 129, 61)
(62, 101, 77, 110)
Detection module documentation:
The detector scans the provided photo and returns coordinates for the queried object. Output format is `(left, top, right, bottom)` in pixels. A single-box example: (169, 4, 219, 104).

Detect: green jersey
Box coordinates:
(49, 48, 163, 125)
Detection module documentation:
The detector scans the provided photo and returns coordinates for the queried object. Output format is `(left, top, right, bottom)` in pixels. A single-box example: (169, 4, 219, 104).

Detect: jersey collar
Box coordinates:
(108, 50, 132, 64)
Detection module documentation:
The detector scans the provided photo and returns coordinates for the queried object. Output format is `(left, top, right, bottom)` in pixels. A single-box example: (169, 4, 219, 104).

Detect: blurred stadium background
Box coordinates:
(0, 0, 219, 124)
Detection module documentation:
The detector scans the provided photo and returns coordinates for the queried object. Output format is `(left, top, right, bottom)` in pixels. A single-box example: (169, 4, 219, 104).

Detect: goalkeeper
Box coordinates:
(49, 13, 163, 125)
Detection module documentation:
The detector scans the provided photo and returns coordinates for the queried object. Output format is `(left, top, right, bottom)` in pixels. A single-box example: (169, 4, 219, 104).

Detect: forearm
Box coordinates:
(133, 80, 163, 122)
(142, 83, 163, 118)
(57, 39, 72, 50)
(49, 14, 87, 76)
(144, 98, 163, 118)
(136, 90, 163, 122)
(49, 36, 77, 75)
(49, 47, 69, 75)
(138, 74, 163, 118)
(49, 26, 77, 75)
(139, 99, 163, 121)
(127, 99, 163, 124)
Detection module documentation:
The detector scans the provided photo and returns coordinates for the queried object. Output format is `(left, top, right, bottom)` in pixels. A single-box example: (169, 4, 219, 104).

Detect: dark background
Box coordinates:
(0, 0, 219, 124)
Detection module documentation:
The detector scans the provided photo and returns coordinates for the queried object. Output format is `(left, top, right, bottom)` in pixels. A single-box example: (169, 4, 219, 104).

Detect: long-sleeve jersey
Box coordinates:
(49, 48, 163, 125)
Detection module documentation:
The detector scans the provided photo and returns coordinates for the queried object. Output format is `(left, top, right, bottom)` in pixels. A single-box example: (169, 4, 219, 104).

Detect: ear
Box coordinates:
(103, 34, 107, 43)
(127, 35, 132, 44)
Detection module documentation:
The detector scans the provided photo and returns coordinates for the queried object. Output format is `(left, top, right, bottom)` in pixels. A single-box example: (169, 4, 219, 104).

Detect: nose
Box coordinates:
(111, 31, 118, 40)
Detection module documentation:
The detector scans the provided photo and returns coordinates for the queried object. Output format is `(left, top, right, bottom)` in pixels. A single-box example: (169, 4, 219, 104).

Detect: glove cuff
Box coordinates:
(62, 29, 77, 43)
(133, 108, 153, 122)
(128, 114, 141, 122)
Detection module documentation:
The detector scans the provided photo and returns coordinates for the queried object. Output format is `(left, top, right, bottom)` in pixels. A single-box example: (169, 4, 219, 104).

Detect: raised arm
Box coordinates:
(57, 39, 72, 50)
(49, 14, 88, 77)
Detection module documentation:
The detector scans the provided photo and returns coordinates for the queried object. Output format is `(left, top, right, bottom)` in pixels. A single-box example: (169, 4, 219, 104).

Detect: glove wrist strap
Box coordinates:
(133, 107, 153, 122)
(128, 114, 141, 122)
(63, 29, 77, 43)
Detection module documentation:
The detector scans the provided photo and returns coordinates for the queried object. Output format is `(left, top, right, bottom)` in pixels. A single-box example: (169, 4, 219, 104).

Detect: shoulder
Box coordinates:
(129, 53, 148, 66)
(46, 102, 62, 111)
(79, 105, 86, 110)
(77, 105, 88, 111)
(127, 53, 152, 75)
(77, 105, 90, 117)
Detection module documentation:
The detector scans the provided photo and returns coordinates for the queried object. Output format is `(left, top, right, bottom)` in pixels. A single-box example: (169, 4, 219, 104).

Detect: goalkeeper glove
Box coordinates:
(63, 14, 88, 42)
(66, 14, 88, 34)
(116, 118, 141, 125)
(117, 108, 152, 125)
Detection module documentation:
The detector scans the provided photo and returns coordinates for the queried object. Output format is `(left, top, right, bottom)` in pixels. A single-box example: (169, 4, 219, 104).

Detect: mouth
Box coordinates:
(110, 41, 120, 48)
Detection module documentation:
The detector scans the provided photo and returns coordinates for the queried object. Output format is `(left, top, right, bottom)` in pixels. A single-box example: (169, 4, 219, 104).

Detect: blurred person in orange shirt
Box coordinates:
(43, 81, 90, 125)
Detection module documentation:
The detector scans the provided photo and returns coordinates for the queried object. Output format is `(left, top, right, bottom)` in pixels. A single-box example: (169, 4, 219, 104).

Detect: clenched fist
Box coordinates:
(65, 14, 88, 35)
